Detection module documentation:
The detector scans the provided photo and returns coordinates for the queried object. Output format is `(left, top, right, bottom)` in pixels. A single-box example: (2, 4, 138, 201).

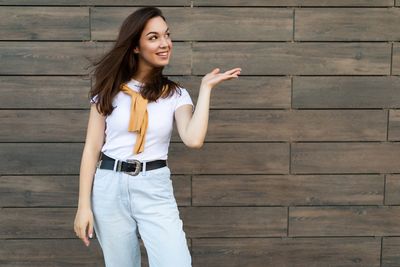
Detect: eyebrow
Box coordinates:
(146, 27, 169, 36)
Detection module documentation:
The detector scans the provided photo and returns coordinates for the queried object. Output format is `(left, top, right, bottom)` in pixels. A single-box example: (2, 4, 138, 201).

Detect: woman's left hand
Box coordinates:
(200, 67, 241, 89)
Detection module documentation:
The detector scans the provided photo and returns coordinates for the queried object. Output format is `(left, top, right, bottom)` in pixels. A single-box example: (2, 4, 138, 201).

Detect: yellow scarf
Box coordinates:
(120, 83, 148, 155)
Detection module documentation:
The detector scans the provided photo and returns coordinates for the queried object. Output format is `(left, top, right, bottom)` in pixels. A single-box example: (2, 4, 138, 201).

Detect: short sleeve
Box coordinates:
(90, 94, 99, 104)
(174, 88, 194, 112)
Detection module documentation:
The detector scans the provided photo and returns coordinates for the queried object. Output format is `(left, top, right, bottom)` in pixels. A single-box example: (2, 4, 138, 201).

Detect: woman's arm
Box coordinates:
(74, 103, 106, 247)
(175, 87, 211, 148)
(175, 67, 241, 148)
(78, 104, 106, 209)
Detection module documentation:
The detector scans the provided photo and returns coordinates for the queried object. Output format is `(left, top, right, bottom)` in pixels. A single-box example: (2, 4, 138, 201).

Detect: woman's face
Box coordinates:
(134, 16, 173, 68)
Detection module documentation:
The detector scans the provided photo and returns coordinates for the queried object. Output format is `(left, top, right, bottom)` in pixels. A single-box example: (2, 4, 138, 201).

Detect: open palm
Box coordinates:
(201, 67, 241, 89)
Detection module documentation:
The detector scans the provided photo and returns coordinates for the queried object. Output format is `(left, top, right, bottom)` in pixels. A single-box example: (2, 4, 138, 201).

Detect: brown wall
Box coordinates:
(1, 0, 400, 266)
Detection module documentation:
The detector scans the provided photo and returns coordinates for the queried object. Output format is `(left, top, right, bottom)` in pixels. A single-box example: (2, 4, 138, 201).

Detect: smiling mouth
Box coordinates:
(156, 51, 169, 57)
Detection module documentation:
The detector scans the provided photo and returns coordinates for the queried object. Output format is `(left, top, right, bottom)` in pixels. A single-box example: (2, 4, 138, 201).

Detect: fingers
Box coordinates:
(88, 220, 94, 239)
(211, 68, 220, 74)
(224, 67, 242, 75)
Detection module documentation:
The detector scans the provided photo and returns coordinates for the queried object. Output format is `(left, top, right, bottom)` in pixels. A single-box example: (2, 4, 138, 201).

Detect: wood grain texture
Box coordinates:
(174, 110, 386, 141)
(0, 41, 190, 75)
(194, 0, 393, 6)
(0, 7, 89, 40)
(0, 0, 392, 5)
(171, 76, 291, 109)
(289, 206, 400, 236)
(2, 2, 400, 266)
(0, 109, 386, 142)
(92, 7, 292, 41)
(382, 237, 400, 267)
(293, 76, 400, 108)
(0, 143, 288, 174)
(192, 174, 384, 206)
(0, 76, 91, 108)
(295, 8, 400, 41)
(168, 142, 289, 174)
(0, 236, 190, 267)
(393, 43, 400, 75)
(193, 42, 391, 75)
(192, 237, 380, 267)
(0, 239, 104, 267)
(0, 0, 190, 5)
(389, 109, 400, 141)
(0, 174, 191, 207)
(292, 143, 400, 174)
(181, 207, 287, 237)
(0, 110, 88, 142)
(385, 175, 400, 205)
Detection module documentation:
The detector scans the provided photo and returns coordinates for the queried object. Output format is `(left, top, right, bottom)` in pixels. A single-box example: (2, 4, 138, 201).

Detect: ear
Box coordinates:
(134, 47, 139, 54)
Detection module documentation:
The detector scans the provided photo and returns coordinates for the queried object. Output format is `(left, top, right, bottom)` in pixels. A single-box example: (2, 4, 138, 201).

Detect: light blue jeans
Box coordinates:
(91, 163, 192, 267)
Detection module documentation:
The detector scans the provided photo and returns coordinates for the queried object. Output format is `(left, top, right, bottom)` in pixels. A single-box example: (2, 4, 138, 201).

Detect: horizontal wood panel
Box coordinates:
(382, 237, 400, 267)
(0, 76, 290, 109)
(0, 76, 91, 108)
(0, 42, 190, 75)
(194, 0, 394, 6)
(295, 8, 400, 41)
(289, 206, 400, 236)
(0, 109, 386, 142)
(181, 207, 287, 237)
(389, 110, 400, 141)
(92, 7, 292, 41)
(0, 143, 289, 174)
(193, 42, 391, 75)
(0, 239, 104, 266)
(0, 207, 77, 238)
(0, 174, 191, 207)
(0, 0, 190, 5)
(2, 76, 397, 110)
(177, 76, 291, 109)
(0, 0, 392, 6)
(168, 143, 289, 174)
(293, 76, 400, 108)
(292, 143, 400, 174)
(0, 143, 84, 175)
(0, 110, 88, 142)
(393, 43, 400, 75)
(0, 237, 190, 267)
(0, 7, 89, 40)
(192, 174, 384, 206)
(0, 207, 190, 245)
(192, 237, 380, 267)
(176, 110, 386, 142)
(385, 175, 400, 205)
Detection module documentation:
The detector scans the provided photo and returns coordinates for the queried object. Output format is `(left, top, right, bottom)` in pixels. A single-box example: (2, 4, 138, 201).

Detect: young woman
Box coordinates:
(73, 6, 241, 267)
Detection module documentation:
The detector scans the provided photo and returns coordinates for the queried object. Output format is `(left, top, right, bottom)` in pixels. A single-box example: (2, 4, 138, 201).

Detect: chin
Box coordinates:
(153, 61, 169, 67)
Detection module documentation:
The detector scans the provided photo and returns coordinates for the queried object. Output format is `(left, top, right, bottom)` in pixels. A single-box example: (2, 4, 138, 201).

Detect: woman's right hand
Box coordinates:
(74, 206, 94, 247)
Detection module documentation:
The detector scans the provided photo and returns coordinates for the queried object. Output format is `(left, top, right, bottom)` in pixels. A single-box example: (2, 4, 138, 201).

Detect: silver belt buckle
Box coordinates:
(124, 159, 141, 176)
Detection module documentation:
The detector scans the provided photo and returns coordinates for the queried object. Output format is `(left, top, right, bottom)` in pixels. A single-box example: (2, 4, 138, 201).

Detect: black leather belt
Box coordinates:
(96, 152, 167, 176)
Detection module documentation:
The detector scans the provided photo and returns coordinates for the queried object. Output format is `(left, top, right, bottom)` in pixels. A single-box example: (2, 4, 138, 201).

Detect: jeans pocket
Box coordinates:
(93, 168, 113, 191)
(149, 167, 174, 199)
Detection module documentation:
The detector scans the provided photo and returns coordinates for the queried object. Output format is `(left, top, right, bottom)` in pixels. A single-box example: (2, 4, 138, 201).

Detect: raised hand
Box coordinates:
(200, 67, 241, 89)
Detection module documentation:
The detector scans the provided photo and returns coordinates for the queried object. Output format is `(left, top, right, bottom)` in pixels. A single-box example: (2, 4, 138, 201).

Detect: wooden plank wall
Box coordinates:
(0, 0, 399, 266)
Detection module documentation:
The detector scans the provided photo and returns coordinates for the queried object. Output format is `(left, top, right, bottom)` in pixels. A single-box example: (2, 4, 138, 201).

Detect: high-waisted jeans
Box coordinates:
(91, 162, 192, 267)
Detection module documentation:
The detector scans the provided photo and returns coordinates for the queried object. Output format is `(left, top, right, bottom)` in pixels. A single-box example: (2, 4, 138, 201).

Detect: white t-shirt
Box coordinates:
(90, 79, 194, 162)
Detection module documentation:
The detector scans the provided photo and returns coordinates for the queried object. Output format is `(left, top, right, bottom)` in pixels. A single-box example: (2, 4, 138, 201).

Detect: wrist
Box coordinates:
(199, 84, 212, 92)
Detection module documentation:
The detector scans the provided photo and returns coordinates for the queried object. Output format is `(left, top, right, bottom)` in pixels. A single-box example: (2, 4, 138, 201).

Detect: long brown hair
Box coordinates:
(87, 7, 183, 116)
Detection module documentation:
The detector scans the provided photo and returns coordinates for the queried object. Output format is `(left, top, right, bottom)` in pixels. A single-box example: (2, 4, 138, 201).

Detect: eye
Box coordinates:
(149, 33, 171, 40)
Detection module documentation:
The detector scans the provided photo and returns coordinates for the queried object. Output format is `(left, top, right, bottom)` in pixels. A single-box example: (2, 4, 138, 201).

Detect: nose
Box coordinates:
(160, 36, 169, 48)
